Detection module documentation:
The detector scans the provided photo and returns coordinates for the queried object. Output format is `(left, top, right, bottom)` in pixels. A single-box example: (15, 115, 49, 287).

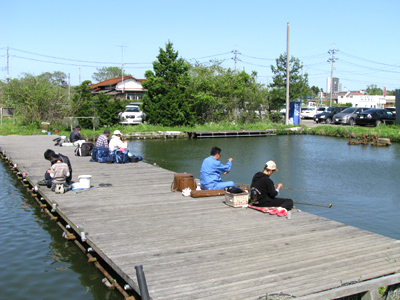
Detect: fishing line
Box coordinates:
(236, 182, 333, 208)
(143, 158, 168, 163)
(236, 182, 323, 194)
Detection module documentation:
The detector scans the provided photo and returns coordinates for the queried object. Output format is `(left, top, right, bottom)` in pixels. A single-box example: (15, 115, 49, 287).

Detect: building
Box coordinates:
(90, 75, 146, 100)
(337, 91, 390, 108)
(326, 77, 339, 94)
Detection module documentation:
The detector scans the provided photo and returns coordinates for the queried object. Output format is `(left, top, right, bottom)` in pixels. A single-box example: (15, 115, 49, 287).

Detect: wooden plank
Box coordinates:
(1, 135, 400, 300)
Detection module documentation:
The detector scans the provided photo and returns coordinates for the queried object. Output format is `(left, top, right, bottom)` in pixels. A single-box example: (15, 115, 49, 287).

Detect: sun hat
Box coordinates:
(113, 130, 122, 135)
(265, 160, 278, 172)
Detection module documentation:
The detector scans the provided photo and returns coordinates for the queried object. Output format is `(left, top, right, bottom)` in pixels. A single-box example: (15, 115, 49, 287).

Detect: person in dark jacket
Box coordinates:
(69, 125, 87, 145)
(250, 160, 293, 210)
(39, 149, 73, 188)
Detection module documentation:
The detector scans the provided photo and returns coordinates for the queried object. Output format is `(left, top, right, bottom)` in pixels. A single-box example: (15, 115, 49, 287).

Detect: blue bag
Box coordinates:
(99, 156, 109, 163)
(115, 149, 130, 164)
(90, 146, 109, 162)
(105, 151, 116, 164)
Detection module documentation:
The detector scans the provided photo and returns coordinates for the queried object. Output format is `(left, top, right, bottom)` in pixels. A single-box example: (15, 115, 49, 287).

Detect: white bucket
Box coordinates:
(78, 175, 92, 189)
(60, 136, 67, 143)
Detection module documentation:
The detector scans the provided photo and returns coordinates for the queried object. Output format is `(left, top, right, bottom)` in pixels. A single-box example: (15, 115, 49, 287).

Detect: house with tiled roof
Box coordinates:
(337, 91, 388, 108)
(90, 75, 146, 100)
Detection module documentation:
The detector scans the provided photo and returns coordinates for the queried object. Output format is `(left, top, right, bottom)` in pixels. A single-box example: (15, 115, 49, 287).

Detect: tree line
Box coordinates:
(0, 41, 392, 128)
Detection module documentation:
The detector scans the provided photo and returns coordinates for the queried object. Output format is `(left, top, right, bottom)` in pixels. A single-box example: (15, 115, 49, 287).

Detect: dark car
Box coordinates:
(314, 106, 348, 124)
(333, 107, 369, 126)
(385, 107, 397, 116)
(355, 108, 396, 127)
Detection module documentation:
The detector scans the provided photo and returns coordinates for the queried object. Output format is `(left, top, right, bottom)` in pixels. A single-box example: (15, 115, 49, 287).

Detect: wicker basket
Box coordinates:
(225, 191, 249, 208)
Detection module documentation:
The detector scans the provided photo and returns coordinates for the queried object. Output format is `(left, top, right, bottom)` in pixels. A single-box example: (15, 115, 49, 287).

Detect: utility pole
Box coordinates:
(117, 45, 126, 94)
(68, 73, 71, 101)
(6, 46, 10, 81)
(285, 22, 290, 125)
(231, 48, 241, 74)
(79, 68, 81, 85)
(328, 45, 338, 107)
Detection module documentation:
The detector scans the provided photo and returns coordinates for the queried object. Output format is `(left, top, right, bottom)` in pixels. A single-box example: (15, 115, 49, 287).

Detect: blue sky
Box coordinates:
(1, 0, 400, 92)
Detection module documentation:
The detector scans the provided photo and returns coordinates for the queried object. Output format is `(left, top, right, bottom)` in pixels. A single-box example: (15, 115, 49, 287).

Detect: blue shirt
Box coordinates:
(200, 156, 232, 190)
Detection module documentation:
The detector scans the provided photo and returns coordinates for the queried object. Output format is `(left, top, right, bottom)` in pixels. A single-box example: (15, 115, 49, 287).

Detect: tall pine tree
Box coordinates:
(142, 42, 195, 126)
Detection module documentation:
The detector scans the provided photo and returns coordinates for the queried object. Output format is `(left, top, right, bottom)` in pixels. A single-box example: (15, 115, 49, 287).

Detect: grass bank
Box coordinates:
(1, 118, 400, 143)
(303, 124, 400, 142)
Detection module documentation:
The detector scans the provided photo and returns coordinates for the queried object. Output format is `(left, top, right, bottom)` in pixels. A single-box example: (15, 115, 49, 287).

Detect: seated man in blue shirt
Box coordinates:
(200, 146, 234, 190)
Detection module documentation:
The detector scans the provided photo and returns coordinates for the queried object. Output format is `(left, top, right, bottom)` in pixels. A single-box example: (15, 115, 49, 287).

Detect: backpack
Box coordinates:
(75, 142, 94, 156)
(90, 146, 109, 162)
(115, 149, 130, 164)
(171, 173, 197, 192)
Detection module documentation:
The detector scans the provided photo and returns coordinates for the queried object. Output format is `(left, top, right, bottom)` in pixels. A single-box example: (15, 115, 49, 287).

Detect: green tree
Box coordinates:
(71, 80, 94, 128)
(71, 80, 125, 128)
(187, 61, 269, 124)
(269, 53, 309, 109)
(38, 71, 68, 88)
(92, 67, 125, 83)
(310, 86, 320, 96)
(1, 73, 70, 125)
(142, 42, 195, 126)
(366, 84, 383, 95)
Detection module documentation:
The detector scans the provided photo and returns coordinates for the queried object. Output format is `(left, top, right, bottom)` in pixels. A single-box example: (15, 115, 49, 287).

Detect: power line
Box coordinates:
(340, 50, 400, 68)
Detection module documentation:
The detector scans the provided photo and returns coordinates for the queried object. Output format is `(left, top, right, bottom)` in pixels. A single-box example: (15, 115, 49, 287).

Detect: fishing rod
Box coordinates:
(236, 183, 323, 194)
(236, 183, 332, 208)
(143, 158, 168, 163)
(294, 201, 332, 208)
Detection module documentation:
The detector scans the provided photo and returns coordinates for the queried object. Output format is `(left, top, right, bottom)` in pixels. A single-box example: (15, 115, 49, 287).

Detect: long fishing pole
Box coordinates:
(236, 182, 323, 194)
(236, 183, 333, 208)
(294, 201, 332, 208)
(143, 158, 168, 163)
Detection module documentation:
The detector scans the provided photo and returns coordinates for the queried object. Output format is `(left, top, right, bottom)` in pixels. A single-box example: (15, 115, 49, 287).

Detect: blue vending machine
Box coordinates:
(289, 102, 300, 125)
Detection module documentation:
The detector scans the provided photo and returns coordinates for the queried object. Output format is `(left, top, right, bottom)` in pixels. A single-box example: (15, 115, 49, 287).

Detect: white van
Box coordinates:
(118, 102, 144, 125)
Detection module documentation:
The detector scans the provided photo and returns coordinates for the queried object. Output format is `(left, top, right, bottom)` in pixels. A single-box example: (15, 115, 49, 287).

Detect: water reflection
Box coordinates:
(0, 160, 123, 300)
(128, 135, 400, 240)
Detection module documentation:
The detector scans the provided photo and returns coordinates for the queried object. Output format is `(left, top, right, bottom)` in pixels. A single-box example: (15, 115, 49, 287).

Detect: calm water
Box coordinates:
(0, 161, 123, 300)
(128, 135, 400, 240)
(1, 135, 399, 299)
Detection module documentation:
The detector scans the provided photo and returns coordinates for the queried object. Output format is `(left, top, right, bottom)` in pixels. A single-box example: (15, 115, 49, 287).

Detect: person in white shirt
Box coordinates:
(109, 130, 128, 152)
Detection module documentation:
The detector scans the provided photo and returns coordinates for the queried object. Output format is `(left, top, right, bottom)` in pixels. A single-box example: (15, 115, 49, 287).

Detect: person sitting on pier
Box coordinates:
(250, 160, 293, 211)
(96, 129, 111, 148)
(109, 130, 128, 152)
(69, 125, 87, 146)
(40, 149, 73, 188)
(200, 146, 234, 190)
(49, 154, 70, 194)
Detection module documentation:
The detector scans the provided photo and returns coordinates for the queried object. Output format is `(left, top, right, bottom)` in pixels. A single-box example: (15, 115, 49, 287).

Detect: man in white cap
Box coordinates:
(108, 130, 128, 152)
(249, 160, 293, 210)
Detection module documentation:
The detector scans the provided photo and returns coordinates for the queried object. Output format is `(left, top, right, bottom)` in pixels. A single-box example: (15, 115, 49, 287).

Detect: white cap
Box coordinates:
(265, 160, 278, 172)
(114, 130, 122, 135)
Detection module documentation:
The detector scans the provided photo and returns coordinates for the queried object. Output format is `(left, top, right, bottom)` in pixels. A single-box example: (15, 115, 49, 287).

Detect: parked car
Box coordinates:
(316, 107, 326, 114)
(118, 103, 145, 125)
(355, 108, 396, 127)
(314, 107, 348, 124)
(385, 107, 397, 116)
(333, 107, 369, 126)
(301, 107, 317, 119)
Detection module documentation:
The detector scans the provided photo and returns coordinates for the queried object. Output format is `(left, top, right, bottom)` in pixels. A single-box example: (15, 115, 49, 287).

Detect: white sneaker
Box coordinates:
(55, 184, 64, 194)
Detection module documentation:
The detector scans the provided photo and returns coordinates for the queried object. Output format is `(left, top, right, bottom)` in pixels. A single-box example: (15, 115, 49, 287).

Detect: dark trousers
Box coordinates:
(252, 197, 294, 210)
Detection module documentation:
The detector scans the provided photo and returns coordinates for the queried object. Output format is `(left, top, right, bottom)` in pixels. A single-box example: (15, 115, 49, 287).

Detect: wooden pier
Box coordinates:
(1, 135, 400, 300)
(186, 129, 277, 139)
